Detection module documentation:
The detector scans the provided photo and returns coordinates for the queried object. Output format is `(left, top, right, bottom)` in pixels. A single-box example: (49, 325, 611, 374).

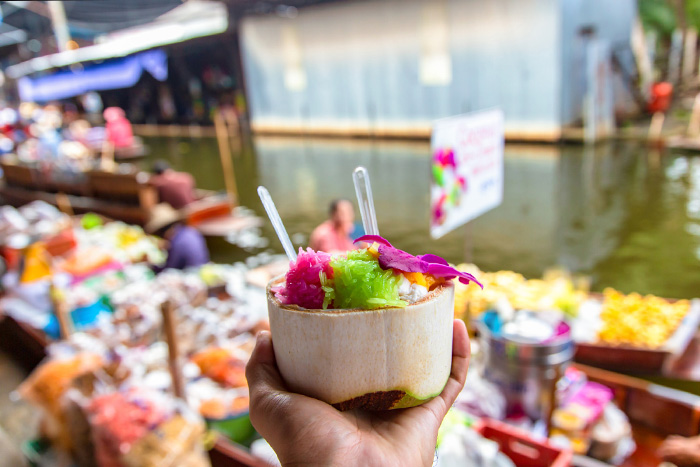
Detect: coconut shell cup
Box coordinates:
(266, 277, 455, 411)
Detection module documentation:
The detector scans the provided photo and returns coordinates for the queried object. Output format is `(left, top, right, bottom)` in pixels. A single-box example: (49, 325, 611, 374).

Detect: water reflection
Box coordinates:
(140, 136, 700, 299)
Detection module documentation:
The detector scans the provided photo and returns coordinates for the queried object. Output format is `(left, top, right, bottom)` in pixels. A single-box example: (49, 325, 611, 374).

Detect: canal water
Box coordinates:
(140, 136, 700, 300)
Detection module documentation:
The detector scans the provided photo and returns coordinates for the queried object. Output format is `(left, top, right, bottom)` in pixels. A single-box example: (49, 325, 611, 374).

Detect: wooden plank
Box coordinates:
(0, 316, 48, 373)
(575, 363, 700, 437)
(194, 215, 262, 238)
(209, 438, 272, 467)
(214, 111, 239, 208)
(0, 184, 151, 226)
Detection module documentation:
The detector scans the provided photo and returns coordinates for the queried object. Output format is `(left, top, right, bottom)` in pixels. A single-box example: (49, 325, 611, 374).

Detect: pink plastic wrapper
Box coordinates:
(88, 390, 168, 467)
(87, 388, 210, 467)
(565, 382, 613, 425)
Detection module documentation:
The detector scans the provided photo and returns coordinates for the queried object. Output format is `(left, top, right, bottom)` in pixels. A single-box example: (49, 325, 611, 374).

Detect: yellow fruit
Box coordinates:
(597, 288, 689, 348)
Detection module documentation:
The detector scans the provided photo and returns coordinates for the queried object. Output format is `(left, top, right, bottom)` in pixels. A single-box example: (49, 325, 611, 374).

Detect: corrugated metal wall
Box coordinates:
(559, 0, 637, 126)
(240, 0, 562, 139)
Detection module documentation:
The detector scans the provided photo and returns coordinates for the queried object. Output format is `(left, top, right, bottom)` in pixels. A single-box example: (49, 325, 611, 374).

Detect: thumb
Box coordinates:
(245, 331, 294, 441)
(423, 319, 470, 422)
(246, 330, 286, 392)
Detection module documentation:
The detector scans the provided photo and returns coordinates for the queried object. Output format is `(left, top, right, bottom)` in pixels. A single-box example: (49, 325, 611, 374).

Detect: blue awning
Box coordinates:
(18, 49, 167, 102)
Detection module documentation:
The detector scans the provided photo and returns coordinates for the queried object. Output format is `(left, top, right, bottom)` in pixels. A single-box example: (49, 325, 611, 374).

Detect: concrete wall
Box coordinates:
(240, 0, 562, 140)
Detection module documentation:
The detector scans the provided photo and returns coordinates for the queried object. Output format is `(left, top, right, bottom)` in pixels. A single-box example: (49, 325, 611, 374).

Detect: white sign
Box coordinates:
(430, 109, 504, 239)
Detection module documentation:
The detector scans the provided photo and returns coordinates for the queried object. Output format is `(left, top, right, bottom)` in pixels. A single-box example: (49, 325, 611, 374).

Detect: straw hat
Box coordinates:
(145, 204, 181, 234)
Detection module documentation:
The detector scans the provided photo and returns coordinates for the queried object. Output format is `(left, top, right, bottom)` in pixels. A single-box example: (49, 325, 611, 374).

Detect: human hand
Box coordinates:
(245, 319, 470, 467)
(659, 435, 700, 467)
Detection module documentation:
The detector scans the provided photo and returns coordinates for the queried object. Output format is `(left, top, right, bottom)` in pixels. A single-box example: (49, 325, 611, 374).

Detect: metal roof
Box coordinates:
(6, 0, 228, 78)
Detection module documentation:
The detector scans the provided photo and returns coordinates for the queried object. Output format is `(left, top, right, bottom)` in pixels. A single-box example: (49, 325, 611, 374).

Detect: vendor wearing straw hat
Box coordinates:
(146, 204, 209, 272)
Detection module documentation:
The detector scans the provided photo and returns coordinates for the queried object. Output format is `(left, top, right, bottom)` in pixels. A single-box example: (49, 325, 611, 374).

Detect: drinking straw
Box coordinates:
(258, 186, 298, 262)
(353, 166, 379, 236)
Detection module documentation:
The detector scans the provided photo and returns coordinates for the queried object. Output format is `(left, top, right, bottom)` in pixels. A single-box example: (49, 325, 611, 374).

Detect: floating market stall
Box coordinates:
(452, 264, 700, 465)
(455, 266, 700, 373)
(0, 160, 261, 235)
(4, 204, 700, 466)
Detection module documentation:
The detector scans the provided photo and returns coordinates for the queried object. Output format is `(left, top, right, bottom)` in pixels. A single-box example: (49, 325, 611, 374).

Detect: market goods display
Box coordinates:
(192, 346, 248, 388)
(76, 221, 166, 265)
(268, 235, 481, 411)
(0, 201, 70, 246)
(454, 265, 586, 320)
(18, 352, 103, 451)
(597, 288, 690, 348)
(10, 252, 270, 465)
(571, 287, 700, 361)
(0, 207, 169, 341)
(189, 341, 253, 442)
(87, 388, 209, 467)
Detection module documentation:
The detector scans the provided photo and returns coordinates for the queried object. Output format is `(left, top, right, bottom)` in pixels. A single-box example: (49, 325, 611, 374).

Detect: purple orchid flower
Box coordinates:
(354, 235, 483, 288)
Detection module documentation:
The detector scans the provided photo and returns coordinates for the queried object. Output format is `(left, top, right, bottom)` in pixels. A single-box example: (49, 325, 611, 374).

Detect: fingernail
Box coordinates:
(256, 330, 271, 347)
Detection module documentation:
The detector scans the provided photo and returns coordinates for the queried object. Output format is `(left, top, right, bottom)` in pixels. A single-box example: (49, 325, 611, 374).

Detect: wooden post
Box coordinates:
(161, 300, 185, 399)
(223, 107, 242, 152)
(648, 112, 665, 142)
(55, 192, 74, 216)
(214, 110, 238, 208)
(668, 28, 684, 85)
(683, 28, 698, 81)
(631, 17, 654, 101)
(100, 140, 115, 172)
(688, 94, 700, 137)
(51, 286, 73, 339)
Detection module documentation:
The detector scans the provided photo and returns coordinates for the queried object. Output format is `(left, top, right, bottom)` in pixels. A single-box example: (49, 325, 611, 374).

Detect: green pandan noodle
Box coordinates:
(324, 249, 407, 310)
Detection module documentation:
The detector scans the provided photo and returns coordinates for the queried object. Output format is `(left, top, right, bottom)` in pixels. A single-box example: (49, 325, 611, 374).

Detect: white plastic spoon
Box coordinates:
(258, 186, 297, 262)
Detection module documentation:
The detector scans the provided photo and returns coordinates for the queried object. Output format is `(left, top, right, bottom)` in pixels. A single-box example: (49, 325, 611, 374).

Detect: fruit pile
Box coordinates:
(454, 265, 586, 319)
(598, 288, 690, 348)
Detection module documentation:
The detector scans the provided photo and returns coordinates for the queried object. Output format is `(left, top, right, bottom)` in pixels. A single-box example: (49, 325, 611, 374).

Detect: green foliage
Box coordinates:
(639, 0, 677, 37)
(688, 0, 700, 30)
(640, 0, 700, 37)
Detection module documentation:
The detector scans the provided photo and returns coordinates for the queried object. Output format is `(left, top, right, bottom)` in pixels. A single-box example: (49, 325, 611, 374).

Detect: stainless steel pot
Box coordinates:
(477, 321, 574, 422)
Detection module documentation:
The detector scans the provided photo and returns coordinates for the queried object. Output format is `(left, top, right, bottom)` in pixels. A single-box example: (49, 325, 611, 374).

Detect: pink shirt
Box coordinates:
(309, 220, 356, 254)
(105, 118, 134, 148)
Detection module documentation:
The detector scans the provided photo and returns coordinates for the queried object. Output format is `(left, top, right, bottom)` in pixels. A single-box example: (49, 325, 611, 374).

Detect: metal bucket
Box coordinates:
(477, 321, 574, 422)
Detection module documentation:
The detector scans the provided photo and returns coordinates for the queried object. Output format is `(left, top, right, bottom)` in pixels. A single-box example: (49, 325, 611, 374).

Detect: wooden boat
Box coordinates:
(4, 307, 700, 467)
(112, 136, 148, 161)
(666, 134, 700, 152)
(574, 363, 700, 467)
(0, 161, 260, 236)
(574, 297, 700, 373)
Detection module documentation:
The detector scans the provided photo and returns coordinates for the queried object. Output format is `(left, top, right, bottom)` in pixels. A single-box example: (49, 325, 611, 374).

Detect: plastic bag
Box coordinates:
(18, 353, 103, 451)
(63, 389, 97, 467)
(87, 387, 210, 467)
(589, 402, 635, 464)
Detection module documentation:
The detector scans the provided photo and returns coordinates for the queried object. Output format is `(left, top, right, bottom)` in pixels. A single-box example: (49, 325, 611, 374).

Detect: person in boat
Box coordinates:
(145, 204, 209, 272)
(149, 160, 196, 209)
(309, 199, 358, 254)
(103, 107, 134, 149)
(245, 320, 470, 465)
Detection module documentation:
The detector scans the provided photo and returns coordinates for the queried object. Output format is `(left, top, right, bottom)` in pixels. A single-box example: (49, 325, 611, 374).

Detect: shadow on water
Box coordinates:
(139, 135, 700, 299)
